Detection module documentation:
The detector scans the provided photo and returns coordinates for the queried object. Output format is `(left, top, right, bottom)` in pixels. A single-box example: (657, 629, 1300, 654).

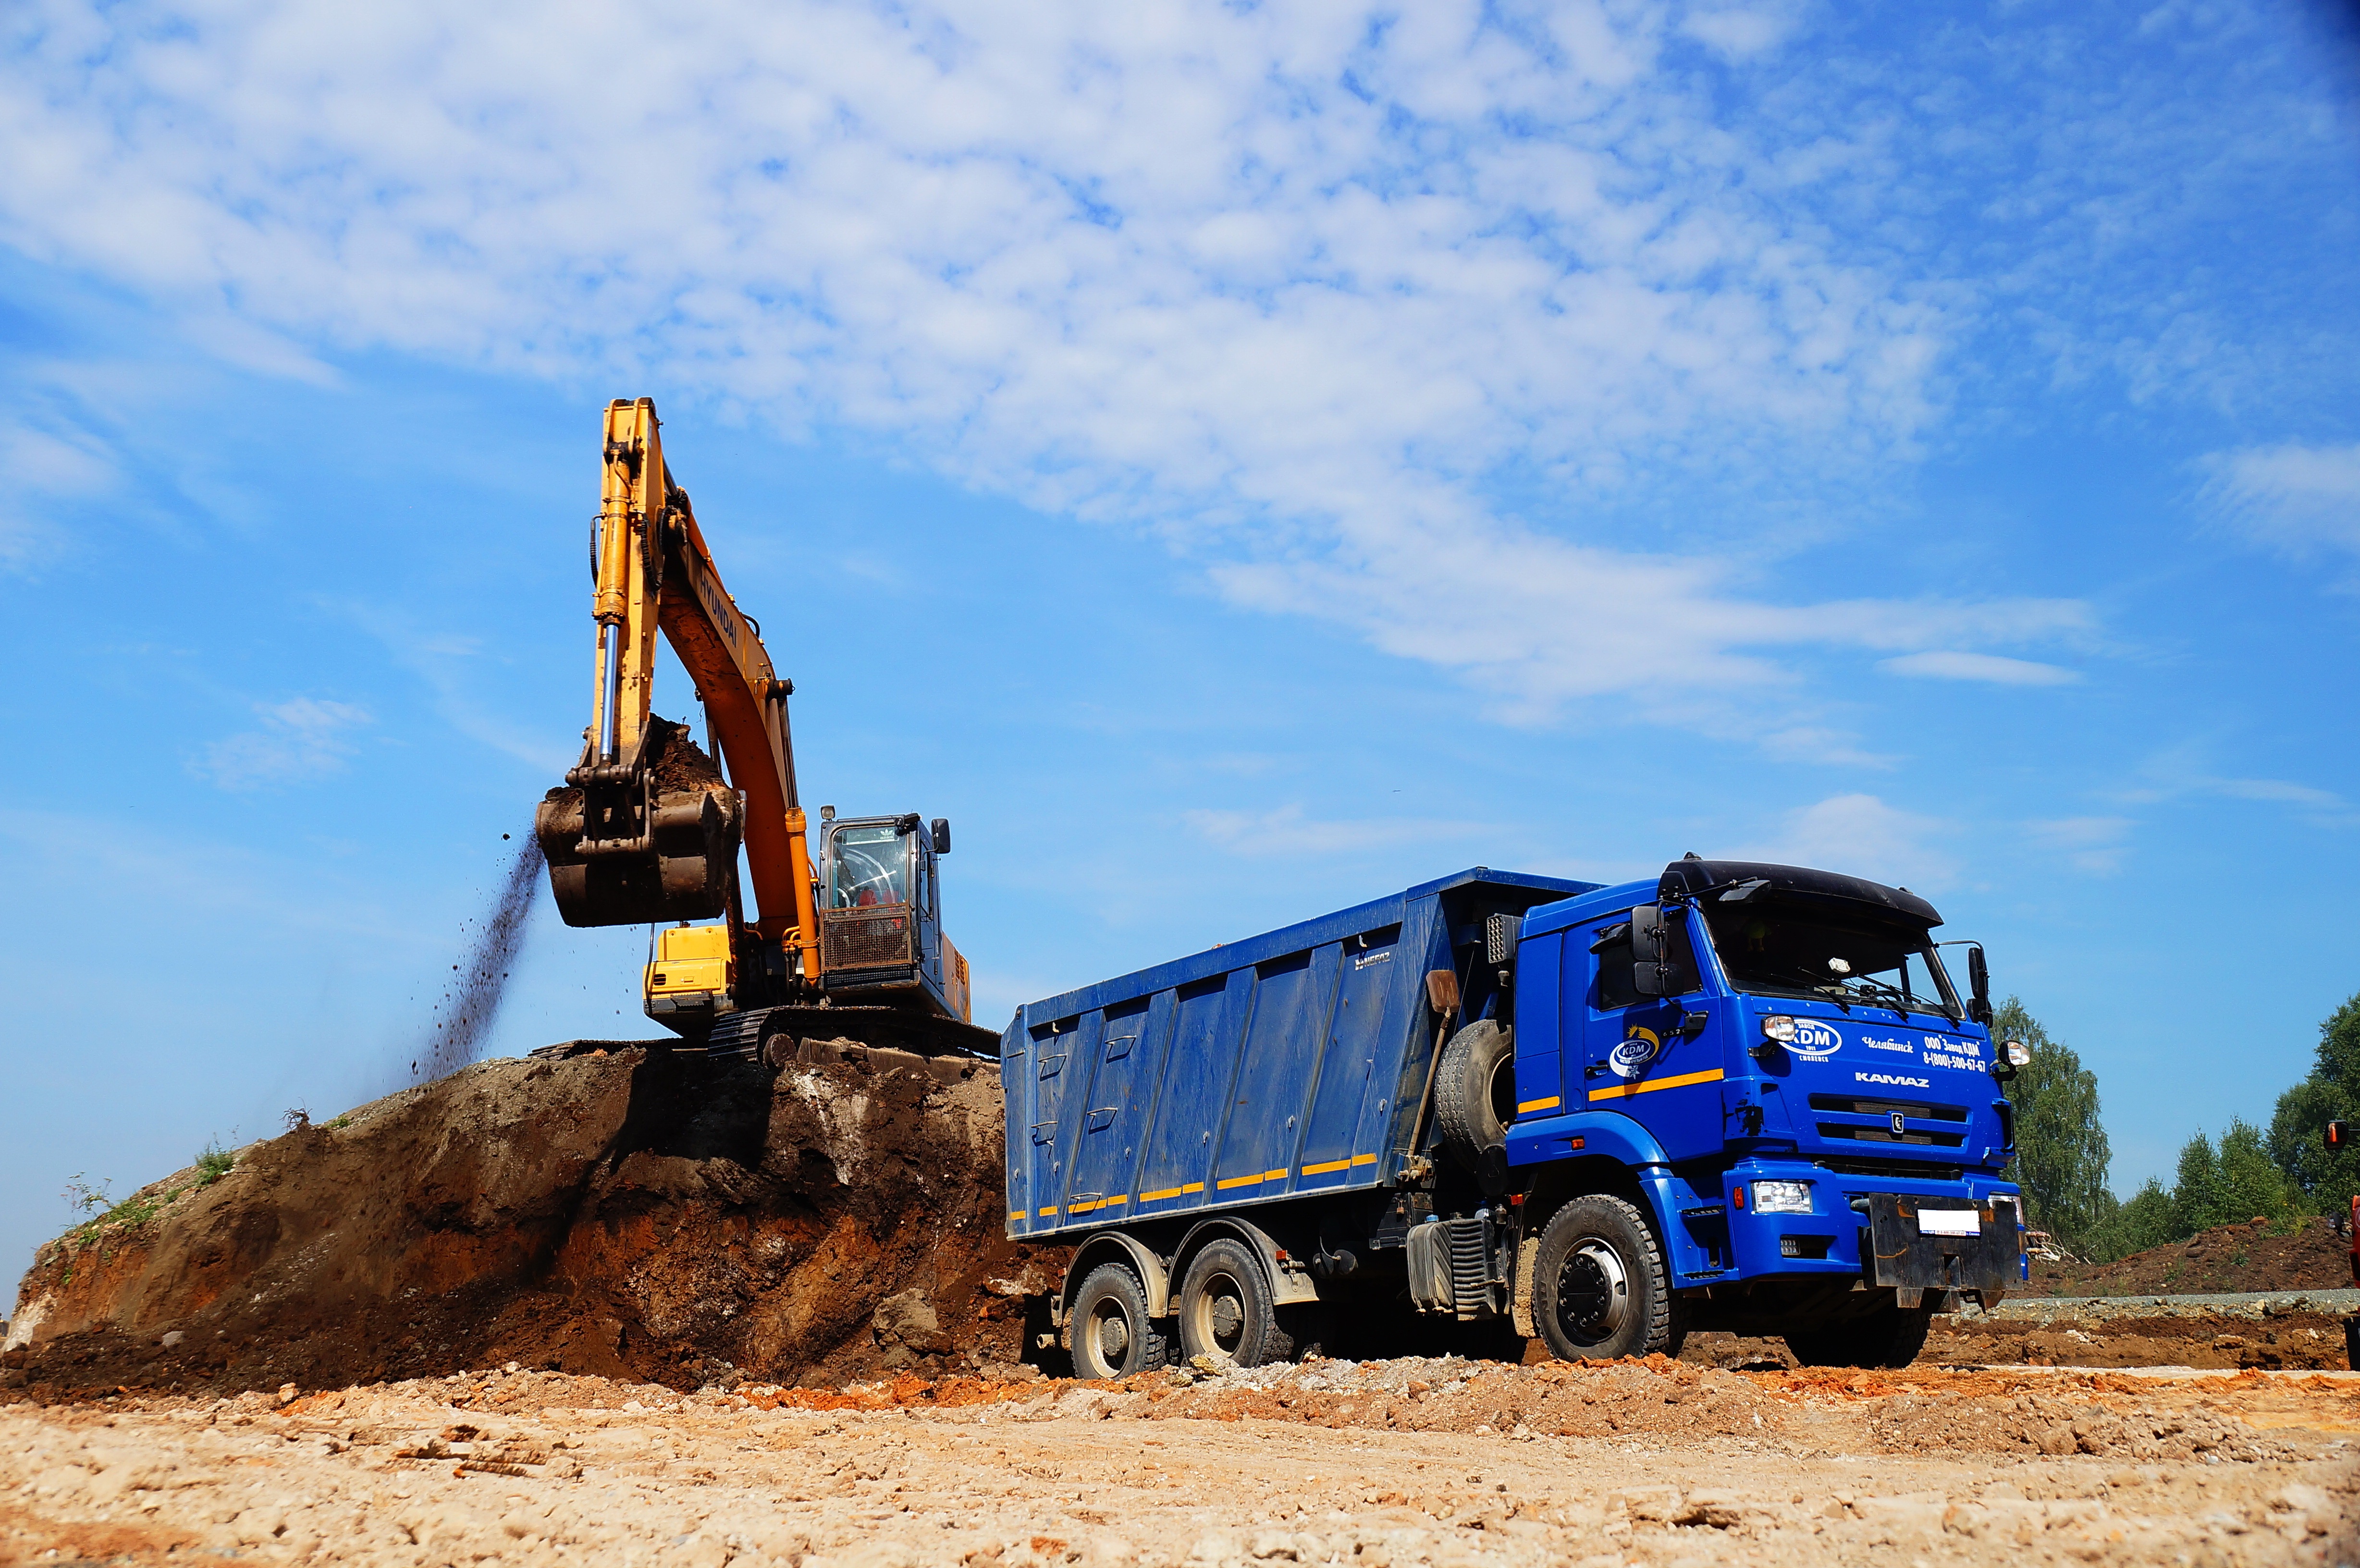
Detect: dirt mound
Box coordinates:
(2029, 1217, 2353, 1297)
(3, 1044, 1064, 1399)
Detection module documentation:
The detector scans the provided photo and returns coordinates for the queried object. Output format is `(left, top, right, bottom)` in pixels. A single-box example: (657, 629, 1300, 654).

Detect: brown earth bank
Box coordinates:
(2030, 1217, 2356, 1297)
(2, 1359, 2355, 1566)
(4, 1047, 1066, 1400)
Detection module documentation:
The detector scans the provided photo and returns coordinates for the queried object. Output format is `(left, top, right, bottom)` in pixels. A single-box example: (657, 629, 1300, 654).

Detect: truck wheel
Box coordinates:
(1531, 1195, 1680, 1361)
(1435, 1021, 1515, 1171)
(1177, 1239, 1292, 1367)
(1784, 1302, 1933, 1369)
(1069, 1262, 1169, 1380)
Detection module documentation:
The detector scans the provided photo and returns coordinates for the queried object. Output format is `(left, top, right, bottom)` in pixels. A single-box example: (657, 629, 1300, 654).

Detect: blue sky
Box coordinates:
(3, 0, 2358, 1279)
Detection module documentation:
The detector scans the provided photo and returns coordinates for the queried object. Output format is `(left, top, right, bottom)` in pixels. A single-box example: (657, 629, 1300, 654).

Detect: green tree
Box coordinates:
(2216, 1118, 2303, 1228)
(1991, 998, 2116, 1249)
(2267, 992, 2360, 1217)
(2095, 1177, 2179, 1258)
(2171, 1130, 2221, 1237)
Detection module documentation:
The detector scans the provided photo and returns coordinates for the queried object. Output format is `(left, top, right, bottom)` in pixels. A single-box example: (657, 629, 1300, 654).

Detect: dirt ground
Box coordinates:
(2030, 1219, 2356, 1298)
(4, 1357, 2355, 1566)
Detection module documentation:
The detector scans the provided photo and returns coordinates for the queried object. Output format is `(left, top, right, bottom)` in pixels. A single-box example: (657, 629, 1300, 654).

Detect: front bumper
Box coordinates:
(1712, 1160, 2022, 1301)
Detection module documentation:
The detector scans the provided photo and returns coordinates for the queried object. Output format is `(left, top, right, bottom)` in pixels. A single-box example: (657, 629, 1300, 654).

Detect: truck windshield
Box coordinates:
(1700, 902, 1958, 1020)
(829, 825, 911, 909)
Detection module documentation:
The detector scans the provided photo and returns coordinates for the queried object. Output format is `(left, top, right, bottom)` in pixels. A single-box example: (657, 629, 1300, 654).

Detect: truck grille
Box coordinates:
(1818, 1124, 1967, 1148)
(824, 906, 914, 971)
(1807, 1095, 1966, 1121)
(1814, 1156, 1965, 1181)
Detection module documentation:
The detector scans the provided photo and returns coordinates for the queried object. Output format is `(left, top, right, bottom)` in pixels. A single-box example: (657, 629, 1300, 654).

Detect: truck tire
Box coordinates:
(1435, 1020, 1515, 1172)
(1531, 1195, 1682, 1362)
(1784, 1302, 1933, 1369)
(1069, 1262, 1169, 1380)
(1176, 1238, 1293, 1368)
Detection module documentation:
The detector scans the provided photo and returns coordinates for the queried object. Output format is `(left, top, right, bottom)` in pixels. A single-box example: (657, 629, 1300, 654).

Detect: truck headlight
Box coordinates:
(1761, 1016, 1797, 1043)
(1752, 1180, 1814, 1214)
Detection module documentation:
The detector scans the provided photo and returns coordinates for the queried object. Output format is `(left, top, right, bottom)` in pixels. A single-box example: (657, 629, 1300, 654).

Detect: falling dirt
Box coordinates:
(409, 836, 546, 1087)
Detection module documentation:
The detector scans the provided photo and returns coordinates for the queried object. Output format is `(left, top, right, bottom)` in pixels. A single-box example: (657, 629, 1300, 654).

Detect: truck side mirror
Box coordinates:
(1631, 904, 1668, 997)
(2330, 1120, 2350, 1153)
(931, 817, 952, 855)
(1967, 945, 1992, 1026)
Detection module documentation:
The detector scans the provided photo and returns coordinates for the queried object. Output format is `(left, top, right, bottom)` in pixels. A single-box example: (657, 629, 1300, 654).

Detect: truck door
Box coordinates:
(1575, 909, 1726, 1160)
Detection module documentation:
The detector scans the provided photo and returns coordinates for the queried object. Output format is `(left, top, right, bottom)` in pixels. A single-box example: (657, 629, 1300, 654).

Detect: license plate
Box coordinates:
(1917, 1208, 1981, 1236)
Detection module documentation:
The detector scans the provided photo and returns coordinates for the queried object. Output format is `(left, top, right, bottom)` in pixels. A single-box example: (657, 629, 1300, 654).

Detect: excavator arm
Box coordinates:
(537, 399, 819, 981)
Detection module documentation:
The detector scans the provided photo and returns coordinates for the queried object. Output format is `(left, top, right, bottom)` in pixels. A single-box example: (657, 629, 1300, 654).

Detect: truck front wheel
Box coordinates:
(1531, 1195, 1683, 1362)
(1176, 1238, 1292, 1368)
(1069, 1262, 1170, 1379)
(1784, 1301, 1932, 1369)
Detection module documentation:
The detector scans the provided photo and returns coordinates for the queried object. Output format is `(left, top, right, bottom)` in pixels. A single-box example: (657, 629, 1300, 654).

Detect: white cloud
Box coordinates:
(1184, 804, 1488, 859)
(2026, 816, 2133, 876)
(193, 697, 372, 790)
(1878, 650, 2082, 686)
(1681, 6, 1804, 60)
(0, 419, 117, 571)
(1732, 793, 1958, 892)
(0, 0, 2112, 725)
(2204, 442, 2360, 558)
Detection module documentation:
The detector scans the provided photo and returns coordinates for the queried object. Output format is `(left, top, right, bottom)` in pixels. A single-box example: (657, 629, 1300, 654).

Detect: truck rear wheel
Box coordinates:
(1531, 1195, 1681, 1362)
(1177, 1238, 1292, 1368)
(1435, 1021, 1515, 1172)
(1069, 1262, 1169, 1380)
(1784, 1302, 1933, 1369)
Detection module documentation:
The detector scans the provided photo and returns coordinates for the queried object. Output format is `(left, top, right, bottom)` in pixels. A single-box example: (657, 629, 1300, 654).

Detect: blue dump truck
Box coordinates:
(1000, 859, 2028, 1376)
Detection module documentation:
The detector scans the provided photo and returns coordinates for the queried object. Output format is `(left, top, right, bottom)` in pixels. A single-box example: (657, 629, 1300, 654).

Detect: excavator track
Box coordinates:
(707, 1004, 1002, 1062)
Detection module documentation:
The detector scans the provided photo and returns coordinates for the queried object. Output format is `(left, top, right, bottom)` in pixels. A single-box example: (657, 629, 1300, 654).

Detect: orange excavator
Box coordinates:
(534, 397, 997, 1059)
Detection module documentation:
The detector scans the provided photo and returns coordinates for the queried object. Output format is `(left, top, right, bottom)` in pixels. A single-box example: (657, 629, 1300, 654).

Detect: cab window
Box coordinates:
(829, 825, 911, 909)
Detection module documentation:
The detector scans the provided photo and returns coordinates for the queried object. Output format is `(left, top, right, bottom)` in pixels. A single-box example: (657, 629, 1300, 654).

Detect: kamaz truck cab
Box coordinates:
(1501, 856, 2024, 1365)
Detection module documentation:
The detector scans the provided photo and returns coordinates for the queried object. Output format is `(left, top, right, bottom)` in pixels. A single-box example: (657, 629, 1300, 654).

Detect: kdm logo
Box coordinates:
(1785, 1018, 1842, 1058)
(1609, 1029, 1661, 1079)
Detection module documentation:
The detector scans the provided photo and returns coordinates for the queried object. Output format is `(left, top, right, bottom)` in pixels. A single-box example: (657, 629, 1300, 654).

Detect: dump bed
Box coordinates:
(1000, 868, 1596, 1240)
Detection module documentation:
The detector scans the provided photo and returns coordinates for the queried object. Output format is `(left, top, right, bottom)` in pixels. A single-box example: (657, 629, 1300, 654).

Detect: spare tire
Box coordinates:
(1434, 1019, 1516, 1173)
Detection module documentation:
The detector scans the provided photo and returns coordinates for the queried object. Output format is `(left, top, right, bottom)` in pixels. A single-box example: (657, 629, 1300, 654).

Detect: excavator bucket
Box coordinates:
(537, 717, 743, 928)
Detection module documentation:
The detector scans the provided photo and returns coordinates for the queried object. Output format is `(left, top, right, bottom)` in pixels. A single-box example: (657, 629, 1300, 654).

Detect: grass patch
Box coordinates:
(195, 1140, 236, 1187)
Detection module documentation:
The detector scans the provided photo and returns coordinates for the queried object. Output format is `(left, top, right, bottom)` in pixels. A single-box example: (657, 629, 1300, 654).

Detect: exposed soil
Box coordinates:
(3, 1360, 2355, 1566)
(2029, 1217, 2356, 1297)
(4, 1046, 1065, 1400)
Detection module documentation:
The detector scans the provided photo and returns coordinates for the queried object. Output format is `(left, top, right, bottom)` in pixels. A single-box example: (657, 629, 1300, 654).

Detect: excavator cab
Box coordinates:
(816, 809, 970, 1023)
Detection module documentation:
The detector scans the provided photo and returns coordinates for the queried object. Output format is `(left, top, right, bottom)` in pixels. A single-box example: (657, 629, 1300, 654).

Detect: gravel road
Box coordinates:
(5, 1356, 2356, 1566)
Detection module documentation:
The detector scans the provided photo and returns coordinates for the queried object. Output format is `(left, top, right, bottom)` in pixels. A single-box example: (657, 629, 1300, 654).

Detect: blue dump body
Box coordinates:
(1000, 869, 1589, 1238)
(1005, 860, 2026, 1376)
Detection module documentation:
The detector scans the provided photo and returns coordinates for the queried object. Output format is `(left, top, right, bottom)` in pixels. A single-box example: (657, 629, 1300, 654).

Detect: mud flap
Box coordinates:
(1864, 1194, 2020, 1306)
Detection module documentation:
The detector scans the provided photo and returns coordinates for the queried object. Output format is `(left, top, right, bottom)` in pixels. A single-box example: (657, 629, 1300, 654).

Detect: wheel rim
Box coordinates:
(1553, 1237, 1630, 1347)
(1086, 1299, 1131, 1373)
(1189, 1269, 1249, 1361)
